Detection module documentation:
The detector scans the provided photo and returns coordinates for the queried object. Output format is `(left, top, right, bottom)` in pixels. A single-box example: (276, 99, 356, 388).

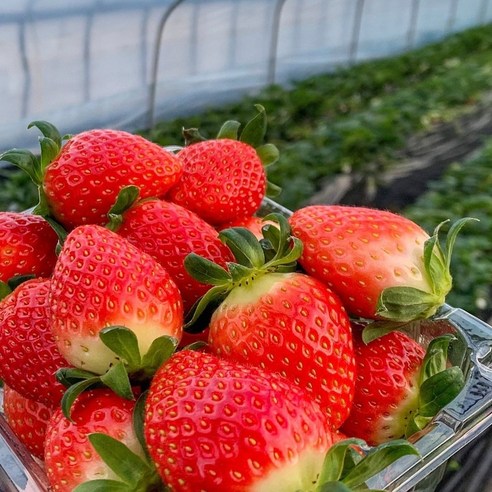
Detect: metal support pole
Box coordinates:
(407, 0, 420, 49)
(446, 0, 460, 34)
(348, 0, 365, 65)
(267, 0, 288, 86)
(147, 0, 187, 129)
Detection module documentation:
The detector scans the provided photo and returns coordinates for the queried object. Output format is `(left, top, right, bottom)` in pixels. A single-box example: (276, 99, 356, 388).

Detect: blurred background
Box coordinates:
(1, 2, 492, 489)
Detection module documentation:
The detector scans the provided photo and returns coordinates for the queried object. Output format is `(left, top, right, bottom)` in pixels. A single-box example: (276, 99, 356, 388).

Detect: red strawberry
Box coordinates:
(0, 212, 58, 283)
(1, 122, 183, 229)
(0, 278, 68, 407)
(3, 385, 53, 460)
(49, 224, 183, 375)
(115, 198, 233, 313)
(44, 388, 161, 492)
(209, 272, 355, 429)
(169, 138, 266, 225)
(144, 349, 335, 492)
(341, 327, 464, 445)
(167, 105, 280, 225)
(289, 205, 471, 322)
(185, 216, 355, 429)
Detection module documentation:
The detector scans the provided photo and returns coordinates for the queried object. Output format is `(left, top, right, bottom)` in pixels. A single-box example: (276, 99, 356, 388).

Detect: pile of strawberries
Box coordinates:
(0, 107, 469, 492)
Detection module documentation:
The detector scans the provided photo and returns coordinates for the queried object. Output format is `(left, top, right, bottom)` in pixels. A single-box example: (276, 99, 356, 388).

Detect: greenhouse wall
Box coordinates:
(1, 0, 491, 152)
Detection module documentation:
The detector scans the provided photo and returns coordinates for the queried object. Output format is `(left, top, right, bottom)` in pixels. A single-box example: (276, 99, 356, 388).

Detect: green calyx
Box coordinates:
(184, 213, 302, 331)
(57, 327, 178, 420)
(105, 185, 141, 231)
(376, 217, 478, 322)
(73, 393, 163, 492)
(404, 334, 465, 437)
(183, 104, 281, 198)
(0, 120, 69, 218)
(312, 438, 420, 492)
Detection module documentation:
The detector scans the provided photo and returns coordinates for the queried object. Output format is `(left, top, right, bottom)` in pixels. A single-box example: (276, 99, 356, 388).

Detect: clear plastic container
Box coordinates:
(1, 198, 491, 491)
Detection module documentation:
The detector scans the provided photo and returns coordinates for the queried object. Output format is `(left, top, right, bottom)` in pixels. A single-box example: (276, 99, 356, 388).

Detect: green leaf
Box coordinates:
(88, 433, 151, 486)
(61, 377, 101, 420)
(74, 479, 131, 492)
(0, 149, 42, 185)
(106, 186, 140, 231)
(266, 237, 303, 268)
(43, 216, 68, 247)
(184, 253, 232, 286)
(317, 438, 366, 485)
(239, 104, 267, 148)
(317, 482, 353, 492)
(184, 284, 228, 330)
(443, 217, 478, 271)
(7, 274, 36, 292)
(219, 227, 266, 268)
(419, 334, 456, 385)
(140, 336, 178, 375)
(266, 180, 282, 198)
(228, 262, 254, 283)
(256, 143, 279, 167)
(342, 440, 420, 488)
(99, 362, 134, 400)
(56, 367, 100, 387)
(99, 326, 142, 371)
(38, 136, 61, 173)
(376, 286, 440, 322)
(28, 120, 62, 148)
(0, 281, 12, 301)
(361, 321, 412, 344)
(182, 127, 206, 146)
(418, 366, 465, 418)
(216, 120, 241, 140)
(133, 391, 150, 462)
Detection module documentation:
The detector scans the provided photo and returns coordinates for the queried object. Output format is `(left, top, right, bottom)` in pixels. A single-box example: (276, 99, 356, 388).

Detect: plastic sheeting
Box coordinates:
(0, 0, 491, 152)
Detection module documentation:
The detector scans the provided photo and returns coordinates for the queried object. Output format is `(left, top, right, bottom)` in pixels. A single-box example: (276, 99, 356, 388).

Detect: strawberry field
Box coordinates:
(0, 20, 491, 492)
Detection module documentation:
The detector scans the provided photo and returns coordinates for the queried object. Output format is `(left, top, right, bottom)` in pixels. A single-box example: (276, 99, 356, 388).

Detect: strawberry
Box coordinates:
(0, 121, 183, 229)
(168, 105, 280, 225)
(341, 327, 465, 445)
(113, 198, 233, 313)
(49, 224, 183, 376)
(0, 212, 57, 285)
(3, 385, 53, 461)
(44, 388, 162, 492)
(289, 205, 473, 322)
(0, 278, 68, 407)
(185, 215, 356, 429)
(144, 349, 335, 492)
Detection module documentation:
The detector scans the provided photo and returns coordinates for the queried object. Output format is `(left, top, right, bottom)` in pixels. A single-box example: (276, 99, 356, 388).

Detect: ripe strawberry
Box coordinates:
(209, 272, 355, 429)
(3, 385, 53, 461)
(341, 327, 464, 445)
(44, 388, 161, 492)
(168, 138, 266, 225)
(115, 198, 233, 313)
(49, 224, 183, 375)
(0, 212, 58, 284)
(1, 121, 183, 229)
(167, 105, 280, 225)
(289, 205, 472, 322)
(185, 215, 355, 429)
(144, 349, 335, 492)
(0, 278, 68, 407)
